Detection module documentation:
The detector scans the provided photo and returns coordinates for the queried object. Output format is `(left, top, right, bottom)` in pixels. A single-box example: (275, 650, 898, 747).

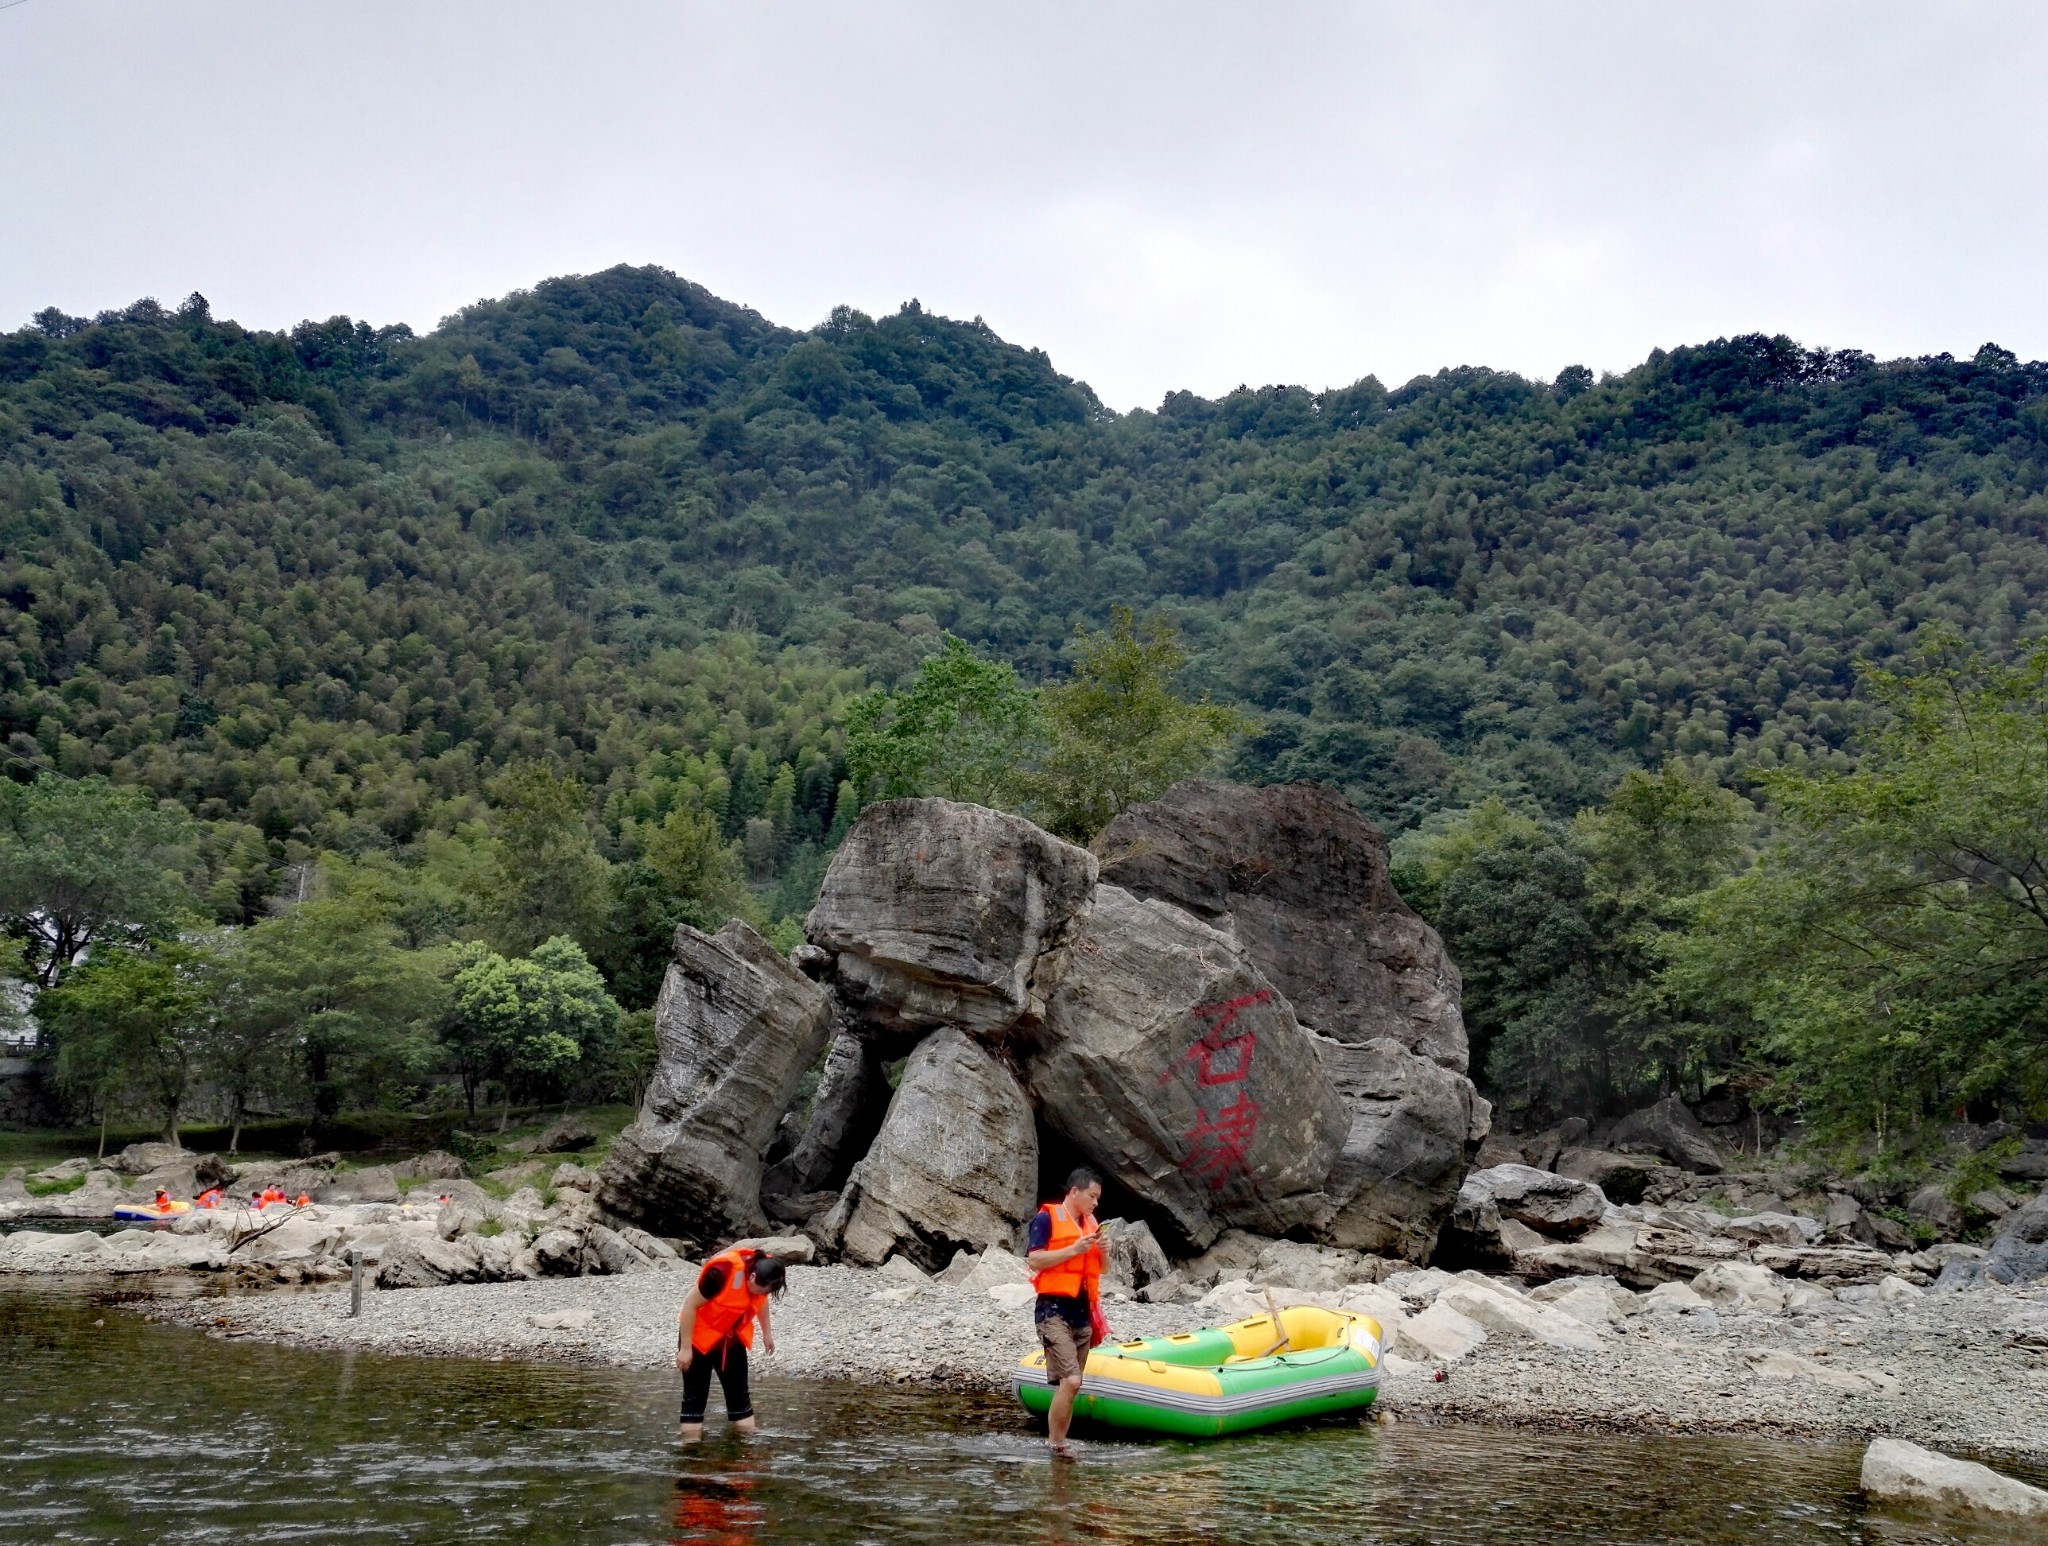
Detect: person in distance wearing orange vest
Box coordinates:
(675, 1246, 786, 1441)
(1025, 1167, 1108, 1458)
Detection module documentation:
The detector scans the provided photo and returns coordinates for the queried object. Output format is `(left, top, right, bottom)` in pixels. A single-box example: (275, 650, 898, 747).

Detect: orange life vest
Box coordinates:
(294, 1193, 311, 1206)
(1030, 1202, 1101, 1299)
(688, 1247, 766, 1355)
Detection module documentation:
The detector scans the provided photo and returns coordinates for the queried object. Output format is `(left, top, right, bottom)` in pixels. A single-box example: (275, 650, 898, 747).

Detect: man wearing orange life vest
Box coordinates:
(675, 1246, 787, 1440)
(1025, 1167, 1109, 1457)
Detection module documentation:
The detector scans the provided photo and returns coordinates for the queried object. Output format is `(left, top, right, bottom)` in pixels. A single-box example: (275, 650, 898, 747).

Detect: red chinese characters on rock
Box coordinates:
(1164, 991, 1270, 1190)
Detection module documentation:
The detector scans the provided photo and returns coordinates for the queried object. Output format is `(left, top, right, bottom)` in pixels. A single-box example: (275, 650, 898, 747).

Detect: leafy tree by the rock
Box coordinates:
(594, 802, 752, 1010)
(0, 776, 194, 989)
(1674, 638, 2048, 1149)
(38, 942, 211, 1144)
(1435, 827, 1605, 1123)
(1020, 611, 1249, 841)
(444, 935, 620, 1123)
(479, 763, 611, 956)
(844, 635, 1041, 806)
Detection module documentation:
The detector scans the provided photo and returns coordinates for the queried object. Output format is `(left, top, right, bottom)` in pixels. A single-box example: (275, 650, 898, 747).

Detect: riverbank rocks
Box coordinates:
(1605, 1095, 1725, 1174)
(1096, 780, 1467, 1071)
(1023, 885, 1347, 1248)
(1861, 1438, 2048, 1520)
(805, 798, 1098, 1040)
(593, 783, 1487, 1271)
(1312, 1035, 1486, 1261)
(821, 1028, 1037, 1270)
(599, 920, 835, 1244)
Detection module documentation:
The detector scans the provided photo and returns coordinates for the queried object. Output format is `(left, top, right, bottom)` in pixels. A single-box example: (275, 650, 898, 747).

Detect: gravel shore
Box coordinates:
(147, 1265, 2048, 1463)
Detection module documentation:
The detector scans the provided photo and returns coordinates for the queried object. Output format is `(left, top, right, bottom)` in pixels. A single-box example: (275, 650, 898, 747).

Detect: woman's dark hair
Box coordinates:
(1064, 1166, 1102, 1195)
(747, 1252, 788, 1296)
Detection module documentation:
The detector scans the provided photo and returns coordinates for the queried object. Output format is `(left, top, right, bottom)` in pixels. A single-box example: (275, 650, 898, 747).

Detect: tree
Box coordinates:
(38, 943, 211, 1145)
(444, 935, 621, 1124)
(595, 802, 751, 1010)
(1019, 610, 1249, 841)
(1436, 828, 1605, 1124)
(230, 891, 444, 1120)
(0, 776, 194, 989)
(1574, 762, 1750, 1096)
(1674, 638, 2048, 1149)
(843, 635, 1042, 806)
(479, 763, 612, 955)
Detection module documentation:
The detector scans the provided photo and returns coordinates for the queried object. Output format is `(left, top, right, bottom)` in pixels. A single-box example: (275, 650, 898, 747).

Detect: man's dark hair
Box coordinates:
(747, 1252, 788, 1296)
(1063, 1166, 1102, 1195)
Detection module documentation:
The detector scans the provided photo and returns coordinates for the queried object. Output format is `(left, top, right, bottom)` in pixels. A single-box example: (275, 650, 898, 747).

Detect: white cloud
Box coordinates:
(3, 1, 2045, 410)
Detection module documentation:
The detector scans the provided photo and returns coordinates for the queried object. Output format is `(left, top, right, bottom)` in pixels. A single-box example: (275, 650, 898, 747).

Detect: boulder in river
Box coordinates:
(1096, 780, 1467, 1071)
(1022, 885, 1348, 1249)
(599, 919, 836, 1244)
(1312, 1035, 1487, 1261)
(805, 798, 1098, 1041)
(1860, 1438, 2048, 1520)
(821, 1028, 1038, 1271)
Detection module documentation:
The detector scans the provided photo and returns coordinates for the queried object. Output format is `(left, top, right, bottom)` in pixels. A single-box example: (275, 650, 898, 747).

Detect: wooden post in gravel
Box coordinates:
(350, 1249, 364, 1316)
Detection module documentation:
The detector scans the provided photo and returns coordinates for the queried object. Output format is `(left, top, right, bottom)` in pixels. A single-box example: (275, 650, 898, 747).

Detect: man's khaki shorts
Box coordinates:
(1038, 1316, 1094, 1384)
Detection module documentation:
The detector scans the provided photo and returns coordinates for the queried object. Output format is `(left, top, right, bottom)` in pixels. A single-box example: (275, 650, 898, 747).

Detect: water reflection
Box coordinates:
(3, 1286, 2042, 1546)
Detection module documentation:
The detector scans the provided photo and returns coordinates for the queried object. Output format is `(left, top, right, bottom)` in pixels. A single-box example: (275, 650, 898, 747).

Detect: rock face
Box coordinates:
(1312, 1035, 1487, 1261)
(1023, 885, 1348, 1248)
(823, 1028, 1037, 1270)
(805, 798, 1098, 1040)
(1096, 780, 1466, 1071)
(761, 1026, 888, 1201)
(1860, 1438, 2048, 1519)
(1986, 1192, 2048, 1285)
(1605, 1095, 1723, 1174)
(599, 920, 836, 1243)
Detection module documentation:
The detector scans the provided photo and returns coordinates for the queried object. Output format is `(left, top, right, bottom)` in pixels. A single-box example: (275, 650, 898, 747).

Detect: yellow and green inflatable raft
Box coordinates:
(1015, 1305, 1381, 1438)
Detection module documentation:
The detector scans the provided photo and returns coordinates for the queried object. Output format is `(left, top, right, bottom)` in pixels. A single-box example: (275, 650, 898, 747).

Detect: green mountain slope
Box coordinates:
(7, 267, 2048, 877)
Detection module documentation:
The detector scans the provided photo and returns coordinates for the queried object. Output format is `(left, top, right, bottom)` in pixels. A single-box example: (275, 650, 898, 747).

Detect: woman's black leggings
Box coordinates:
(679, 1339, 753, 1424)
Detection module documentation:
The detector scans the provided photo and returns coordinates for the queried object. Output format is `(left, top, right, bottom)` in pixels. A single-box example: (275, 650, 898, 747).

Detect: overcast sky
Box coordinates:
(5, 3, 2045, 410)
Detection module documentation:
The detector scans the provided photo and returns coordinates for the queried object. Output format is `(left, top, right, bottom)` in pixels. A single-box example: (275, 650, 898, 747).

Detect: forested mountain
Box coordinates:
(8, 264, 2048, 1144)
(8, 267, 2046, 878)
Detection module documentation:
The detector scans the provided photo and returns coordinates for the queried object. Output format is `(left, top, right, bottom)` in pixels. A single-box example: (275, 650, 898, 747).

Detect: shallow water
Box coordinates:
(0, 1286, 2038, 1545)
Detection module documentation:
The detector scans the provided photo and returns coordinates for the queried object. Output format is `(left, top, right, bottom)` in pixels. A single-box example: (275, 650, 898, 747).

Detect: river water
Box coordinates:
(0, 1286, 2037, 1545)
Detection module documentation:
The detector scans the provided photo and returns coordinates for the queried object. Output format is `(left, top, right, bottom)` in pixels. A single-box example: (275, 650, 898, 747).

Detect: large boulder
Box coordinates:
(805, 798, 1098, 1040)
(104, 1142, 189, 1176)
(822, 1028, 1038, 1270)
(136, 1152, 234, 1200)
(1986, 1191, 2048, 1285)
(1095, 780, 1466, 1071)
(761, 1026, 889, 1201)
(1605, 1095, 1724, 1174)
(598, 920, 836, 1243)
(1311, 1035, 1487, 1261)
(1022, 885, 1348, 1248)
(1444, 1163, 1608, 1265)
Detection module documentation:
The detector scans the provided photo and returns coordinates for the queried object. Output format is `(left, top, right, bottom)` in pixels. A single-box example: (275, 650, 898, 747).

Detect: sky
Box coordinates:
(5, 2, 2047, 412)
